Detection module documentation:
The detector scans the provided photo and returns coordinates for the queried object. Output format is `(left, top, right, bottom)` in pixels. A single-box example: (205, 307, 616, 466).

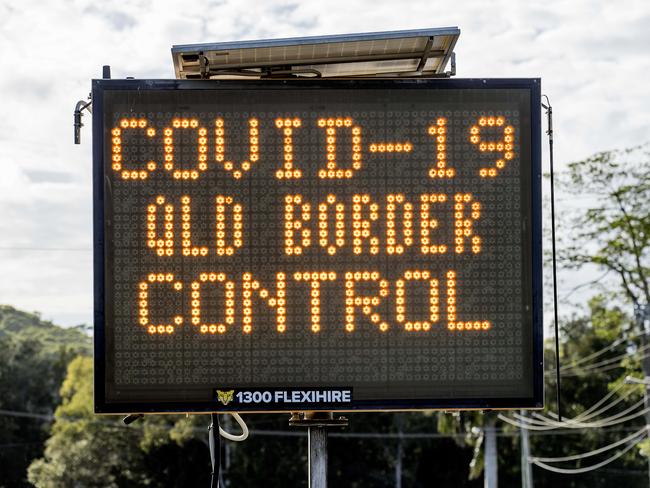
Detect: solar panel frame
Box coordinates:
(171, 27, 460, 79)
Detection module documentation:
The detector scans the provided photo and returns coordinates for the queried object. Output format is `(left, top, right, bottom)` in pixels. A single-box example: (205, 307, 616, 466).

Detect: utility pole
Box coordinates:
(484, 414, 498, 488)
(636, 303, 650, 487)
(520, 410, 533, 488)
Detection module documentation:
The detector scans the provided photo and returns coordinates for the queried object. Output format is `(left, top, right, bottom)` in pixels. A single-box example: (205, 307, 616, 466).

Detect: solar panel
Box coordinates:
(171, 27, 459, 79)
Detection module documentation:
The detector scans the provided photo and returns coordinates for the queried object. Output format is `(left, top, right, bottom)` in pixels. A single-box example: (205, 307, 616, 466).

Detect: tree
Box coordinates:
(509, 144, 650, 486)
(557, 143, 650, 462)
(27, 356, 213, 487)
(0, 306, 90, 488)
(436, 144, 650, 485)
(557, 144, 650, 308)
(27, 357, 147, 487)
(532, 297, 647, 487)
(28, 356, 482, 488)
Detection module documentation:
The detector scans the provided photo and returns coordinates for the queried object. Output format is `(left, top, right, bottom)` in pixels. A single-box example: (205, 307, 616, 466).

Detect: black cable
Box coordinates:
(209, 413, 221, 488)
(543, 95, 563, 421)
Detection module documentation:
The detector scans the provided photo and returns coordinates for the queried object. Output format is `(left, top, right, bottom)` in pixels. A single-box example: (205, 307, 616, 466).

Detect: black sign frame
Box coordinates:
(93, 78, 543, 414)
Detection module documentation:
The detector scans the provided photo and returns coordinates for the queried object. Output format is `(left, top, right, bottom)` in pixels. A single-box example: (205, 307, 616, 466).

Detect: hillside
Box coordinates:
(0, 305, 91, 355)
(0, 305, 91, 487)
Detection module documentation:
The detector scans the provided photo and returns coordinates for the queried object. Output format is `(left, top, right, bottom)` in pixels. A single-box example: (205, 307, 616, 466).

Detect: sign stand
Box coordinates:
(290, 412, 348, 488)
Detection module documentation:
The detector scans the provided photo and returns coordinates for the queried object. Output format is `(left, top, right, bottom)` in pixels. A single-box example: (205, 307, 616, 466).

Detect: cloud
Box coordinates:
(83, 5, 138, 31)
(0, 0, 648, 326)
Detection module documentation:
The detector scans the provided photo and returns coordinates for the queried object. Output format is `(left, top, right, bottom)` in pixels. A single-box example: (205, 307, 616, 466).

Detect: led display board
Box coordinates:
(93, 79, 542, 413)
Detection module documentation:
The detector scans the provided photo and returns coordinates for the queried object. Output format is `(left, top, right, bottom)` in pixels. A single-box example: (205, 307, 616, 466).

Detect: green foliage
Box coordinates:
(556, 144, 650, 305)
(28, 357, 148, 487)
(27, 356, 212, 487)
(26, 355, 482, 487)
(11, 144, 650, 486)
(433, 143, 650, 485)
(0, 305, 91, 354)
(530, 297, 647, 487)
(0, 305, 90, 488)
(15, 295, 650, 487)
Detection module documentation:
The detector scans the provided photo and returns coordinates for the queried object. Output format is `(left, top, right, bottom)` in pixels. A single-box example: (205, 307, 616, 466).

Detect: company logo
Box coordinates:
(216, 390, 235, 406)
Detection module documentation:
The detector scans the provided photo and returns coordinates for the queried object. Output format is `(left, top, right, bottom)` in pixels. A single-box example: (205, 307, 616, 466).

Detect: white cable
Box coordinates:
(499, 404, 650, 431)
(514, 399, 646, 429)
(530, 435, 643, 474)
(556, 337, 627, 370)
(535, 394, 630, 422)
(498, 414, 552, 431)
(551, 383, 627, 419)
(526, 383, 627, 428)
(546, 330, 647, 373)
(536, 388, 635, 424)
(564, 348, 650, 374)
(552, 352, 650, 378)
(558, 341, 650, 373)
(528, 396, 643, 427)
(558, 364, 621, 377)
(559, 358, 649, 378)
(549, 404, 649, 429)
(219, 413, 249, 442)
(516, 397, 643, 427)
(531, 426, 646, 462)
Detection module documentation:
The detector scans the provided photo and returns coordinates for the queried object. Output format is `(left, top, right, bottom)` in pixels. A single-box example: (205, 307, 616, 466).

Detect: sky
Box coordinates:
(0, 0, 648, 327)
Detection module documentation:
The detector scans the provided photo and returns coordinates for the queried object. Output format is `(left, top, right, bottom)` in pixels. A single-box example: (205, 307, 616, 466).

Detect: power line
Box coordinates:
(563, 345, 650, 373)
(503, 402, 650, 431)
(554, 362, 628, 378)
(499, 383, 636, 431)
(0, 409, 53, 420)
(530, 434, 643, 475)
(547, 330, 648, 374)
(539, 385, 636, 424)
(0, 409, 645, 438)
(526, 398, 646, 429)
(531, 427, 646, 463)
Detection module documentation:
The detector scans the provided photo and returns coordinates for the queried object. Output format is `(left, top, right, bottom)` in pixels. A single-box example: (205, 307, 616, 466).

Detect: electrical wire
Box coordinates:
(554, 363, 622, 378)
(218, 413, 248, 442)
(500, 403, 650, 431)
(562, 345, 650, 373)
(538, 386, 636, 423)
(0, 408, 646, 443)
(515, 398, 644, 428)
(530, 434, 644, 474)
(547, 330, 649, 373)
(0, 408, 53, 420)
(208, 413, 248, 488)
(567, 382, 626, 417)
(208, 413, 219, 488)
(531, 427, 646, 462)
(545, 349, 650, 378)
(499, 383, 632, 429)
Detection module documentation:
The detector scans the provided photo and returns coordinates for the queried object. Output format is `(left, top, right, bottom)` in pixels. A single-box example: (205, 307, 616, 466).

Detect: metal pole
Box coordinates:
(542, 96, 563, 421)
(636, 304, 650, 488)
(223, 414, 232, 488)
(309, 426, 328, 488)
(484, 416, 498, 488)
(520, 411, 533, 488)
(290, 411, 346, 488)
(395, 414, 404, 488)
